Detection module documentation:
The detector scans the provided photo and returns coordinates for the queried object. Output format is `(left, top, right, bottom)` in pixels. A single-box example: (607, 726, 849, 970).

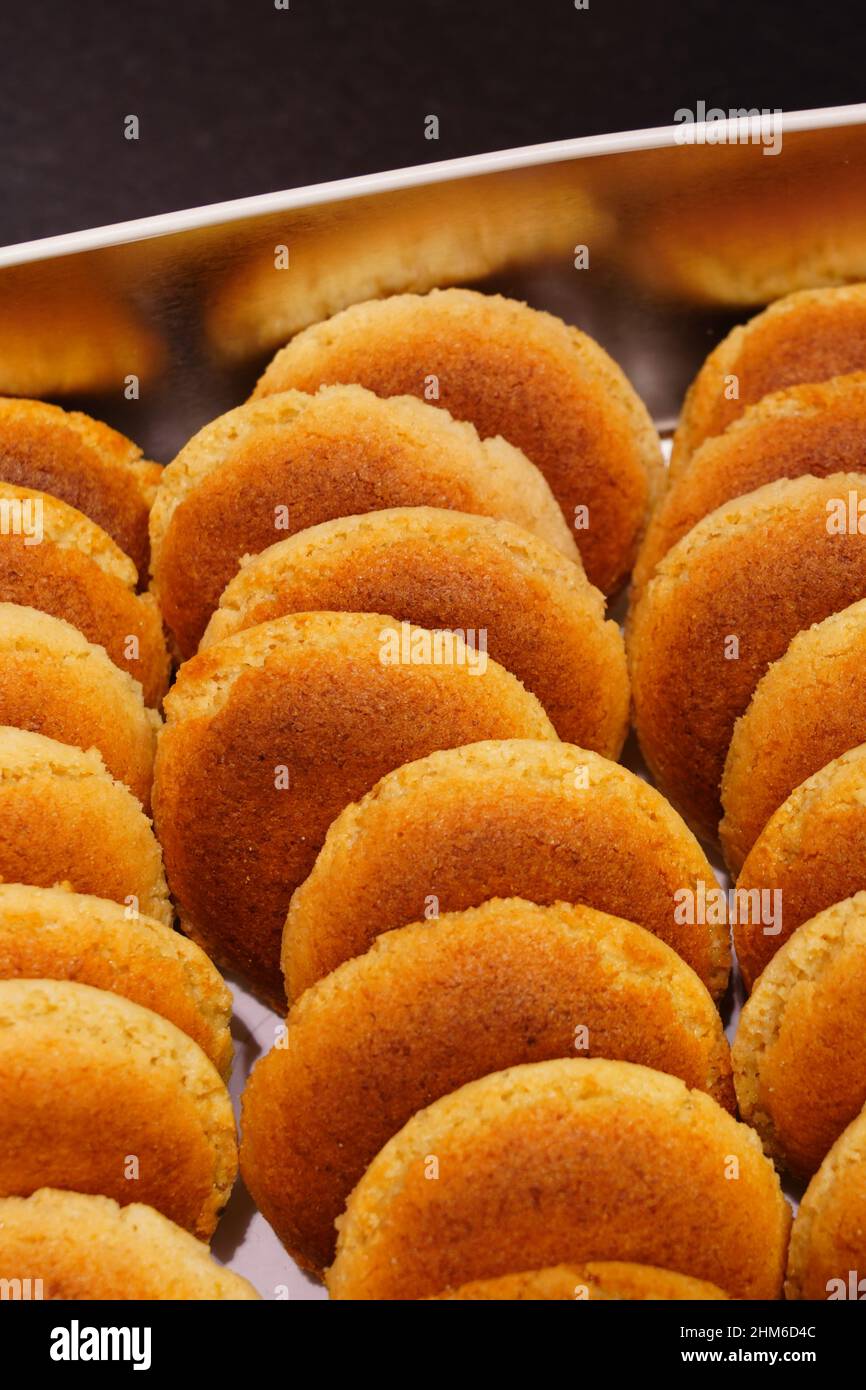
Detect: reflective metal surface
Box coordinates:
(2, 106, 866, 462)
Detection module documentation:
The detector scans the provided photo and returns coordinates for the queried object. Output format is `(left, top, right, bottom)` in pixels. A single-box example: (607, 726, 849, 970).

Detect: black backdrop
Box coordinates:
(0, 0, 862, 246)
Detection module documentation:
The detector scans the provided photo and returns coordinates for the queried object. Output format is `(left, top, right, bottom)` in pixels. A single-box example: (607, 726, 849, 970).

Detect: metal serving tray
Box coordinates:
(3, 102, 866, 1299)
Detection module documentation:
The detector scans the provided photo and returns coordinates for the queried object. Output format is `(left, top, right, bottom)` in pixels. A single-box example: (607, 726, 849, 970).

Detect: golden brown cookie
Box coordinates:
(0, 726, 170, 926)
(153, 614, 557, 1007)
(671, 284, 866, 475)
(0, 397, 161, 577)
(0, 1188, 259, 1300)
(202, 508, 628, 755)
(635, 373, 866, 591)
(628, 473, 866, 842)
(252, 289, 664, 594)
(242, 898, 733, 1272)
(0, 979, 237, 1239)
(327, 1057, 790, 1300)
(734, 894, 866, 1179)
(0, 603, 158, 808)
(0, 482, 168, 705)
(284, 739, 730, 1002)
(786, 1105, 866, 1300)
(0, 884, 231, 1078)
(431, 1263, 729, 1301)
(150, 385, 579, 657)
(735, 743, 866, 989)
(721, 598, 866, 873)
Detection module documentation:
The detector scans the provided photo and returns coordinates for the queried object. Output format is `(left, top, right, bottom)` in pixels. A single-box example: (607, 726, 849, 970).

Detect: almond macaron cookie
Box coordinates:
(201, 508, 629, 755)
(733, 894, 866, 1179)
(431, 1263, 729, 1301)
(0, 482, 168, 705)
(0, 884, 231, 1078)
(0, 1188, 259, 1300)
(671, 284, 866, 475)
(735, 743, 866, 989)
(242, 898, 734, 1273)
(149, 385, 579, 658)
(0, 397, 161, 578)
(0, 726, 170, 926)
(635, 372, 866, 591)
(0, 603, 158, 808)
(722, 598, 866, 873)
(284, 739, 729, 1002)
(786, 1104, 866, 1300)
(252, 289, 664, 594)
(628, 472, 866, 843)
(0, 979, 237, 1239)
(326, 1057, 790, 1300)
(153, 612, 557, 1006)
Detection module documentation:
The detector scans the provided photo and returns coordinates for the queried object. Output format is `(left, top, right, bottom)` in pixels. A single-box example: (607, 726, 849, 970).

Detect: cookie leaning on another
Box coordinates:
(0, 1189, 258, 1300)
(154, 613, 557, 1008)
(0, 726, 170, 926)
(0, 979, 237, 1240)
(149, 385, 579, 657)
(242, 897, 733, 1273)
(201, 507, 629, 756)
(327, 1057, 790, 1301)
(0, 603, 158, 808)
(786, 1104, 866, 1300)
(0, 884, 231, 1078)
(253, 288, 664, 594)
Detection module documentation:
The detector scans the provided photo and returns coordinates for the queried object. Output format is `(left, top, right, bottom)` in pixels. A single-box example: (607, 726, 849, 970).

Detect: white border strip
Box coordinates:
(2, 103, 865, 270)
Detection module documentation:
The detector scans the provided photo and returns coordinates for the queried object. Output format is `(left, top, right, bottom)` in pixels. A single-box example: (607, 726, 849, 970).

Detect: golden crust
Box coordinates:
(671, 284, 866, 474)
(733, 894, 866, 1179)
(430, 1262, 729, 1301)
(150, 385, 579, 657)
(786, 1105, 866, 1300)
(635, 372, 866, 591)
(153, 613, 557, 1007)
(722, 597, 866, 873)
(0, 979, 237, 1240)
(327, 1057, 790, 1300)
(0, 725, 170, 927)
(0, 483, 168, 705)
(0, 884, 231, 1078)
(201, 507, 628, 756)
(0, 603, 158, 808)
(735, 742, 866, 989)
(628, 472, 866, 843)
(0, 397, 161, 577)
(242, 897, 733, 1273)
(0, 1188, 258, 1300)
(283, 739, 730, 1002)
(252, 289, 664, 595)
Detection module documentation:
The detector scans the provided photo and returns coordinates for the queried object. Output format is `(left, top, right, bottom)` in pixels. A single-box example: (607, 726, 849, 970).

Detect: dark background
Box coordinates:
(0, 0, 862, 246)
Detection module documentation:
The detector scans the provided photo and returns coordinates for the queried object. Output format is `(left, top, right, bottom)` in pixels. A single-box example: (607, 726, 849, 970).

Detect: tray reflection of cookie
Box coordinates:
(0, 979, 236, 1239)
(283, 739, 730, 1002)
(202, 507, 628, 756)
(327, 1057, 790, 1301)
(0, 1189, 259, 1300)
(253, 289, 664, 595)
(149, 385, 578, 657)
(153, 613, 557, 1008)
(241, 898, 733, 1273)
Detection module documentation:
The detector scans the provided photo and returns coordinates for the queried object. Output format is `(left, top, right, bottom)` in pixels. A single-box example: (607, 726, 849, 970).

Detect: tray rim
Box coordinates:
(2, 101, 865, 270)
